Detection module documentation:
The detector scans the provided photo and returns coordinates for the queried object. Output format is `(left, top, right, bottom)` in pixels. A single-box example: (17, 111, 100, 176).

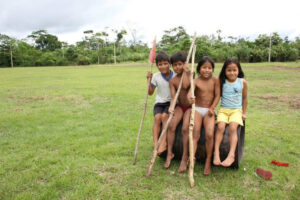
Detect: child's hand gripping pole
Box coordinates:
(146, 34, 197, 177)
(133, 37, 156, 165)
(188, 41, 197, 187)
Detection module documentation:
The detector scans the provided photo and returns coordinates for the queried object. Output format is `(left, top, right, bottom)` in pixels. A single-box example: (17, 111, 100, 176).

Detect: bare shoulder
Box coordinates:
(212, 76, 219, 83)
(212, 76, 218, 81)
(172, 76, 180, 85)
(169, 77, 175, 84)
(243, 79, 247, 85)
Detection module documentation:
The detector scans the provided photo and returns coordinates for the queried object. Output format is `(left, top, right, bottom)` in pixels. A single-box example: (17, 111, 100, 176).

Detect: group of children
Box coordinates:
(147, 51, 248, 175)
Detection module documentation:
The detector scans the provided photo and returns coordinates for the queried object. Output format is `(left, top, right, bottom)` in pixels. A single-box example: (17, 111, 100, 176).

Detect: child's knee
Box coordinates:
(217, 123, 226, 132)
(162, 113, 169, 121)
(181, 123, 189, 134)
(168, 123, 176, 132)
(205, 131, 214, 141)
(154, 114, 162, 124)
(181, 127, 189, 135)
(193, 132, 200, 141)
(193, 127, 201, 135)
(228, 124, 238, 133)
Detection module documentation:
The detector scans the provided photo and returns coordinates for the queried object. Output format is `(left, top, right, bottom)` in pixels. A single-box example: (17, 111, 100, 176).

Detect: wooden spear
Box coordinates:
(133, 37, 156, 165)
(188, 44, 196, 187)
(146, 33, 197, 177)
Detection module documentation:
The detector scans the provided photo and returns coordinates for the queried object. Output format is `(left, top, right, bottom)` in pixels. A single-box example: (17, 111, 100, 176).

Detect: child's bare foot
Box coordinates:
(178, 157, 188, 173)
(203, 160, 211, 175)
(164, 153, 174, 169)
(157, 143, 167, 156)
(213, 154, 221, 166)
(221, 155, 235, 167)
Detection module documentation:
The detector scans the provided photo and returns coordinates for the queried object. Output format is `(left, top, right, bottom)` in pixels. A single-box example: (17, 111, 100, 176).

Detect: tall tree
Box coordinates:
(28, 30, 62, 51)
(111, 29, 127, 64)
(159, 26, 189, 49)
(0, 34, 17, 67)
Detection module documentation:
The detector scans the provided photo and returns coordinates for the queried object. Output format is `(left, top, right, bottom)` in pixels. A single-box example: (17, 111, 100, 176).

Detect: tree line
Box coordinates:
(1, 26, 299, 67)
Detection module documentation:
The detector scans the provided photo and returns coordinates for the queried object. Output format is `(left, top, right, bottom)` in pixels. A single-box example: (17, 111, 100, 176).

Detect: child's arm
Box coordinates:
(209, 77, 220, 115)
(182, 63, 191, 89)
(242, 79, 248, 120)
(168, 80, 176, 114)
(147, 71, 155, 95)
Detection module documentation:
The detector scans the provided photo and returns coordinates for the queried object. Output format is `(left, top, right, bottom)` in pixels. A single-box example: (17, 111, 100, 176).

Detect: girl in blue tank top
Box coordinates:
(213, 59, 248, 167)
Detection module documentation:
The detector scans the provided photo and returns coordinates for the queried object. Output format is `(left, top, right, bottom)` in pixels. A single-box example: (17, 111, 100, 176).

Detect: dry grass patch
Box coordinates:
(251, 94, 300, 109)
(18, 96, 46, 103)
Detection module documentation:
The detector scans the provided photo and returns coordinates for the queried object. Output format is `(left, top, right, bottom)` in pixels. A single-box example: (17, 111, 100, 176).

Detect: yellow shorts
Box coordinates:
(217, 107, 244, 126)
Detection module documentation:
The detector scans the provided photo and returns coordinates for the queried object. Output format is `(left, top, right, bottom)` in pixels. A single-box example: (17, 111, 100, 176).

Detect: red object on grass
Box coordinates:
(271, 160, 289, 167)
(148, 39, 156, 64)
(256, 168, 272, 180)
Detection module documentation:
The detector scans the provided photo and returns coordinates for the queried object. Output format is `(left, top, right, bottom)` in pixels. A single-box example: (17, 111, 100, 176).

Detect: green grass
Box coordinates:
(0, 62, 299, 199)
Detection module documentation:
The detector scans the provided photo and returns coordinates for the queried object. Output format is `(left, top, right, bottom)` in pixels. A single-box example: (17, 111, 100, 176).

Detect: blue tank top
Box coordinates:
(221, 78, 243, 109)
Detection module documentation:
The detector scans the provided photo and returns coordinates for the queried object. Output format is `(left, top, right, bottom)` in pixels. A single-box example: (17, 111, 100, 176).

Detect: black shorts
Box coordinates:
(153, 102, 170, 116)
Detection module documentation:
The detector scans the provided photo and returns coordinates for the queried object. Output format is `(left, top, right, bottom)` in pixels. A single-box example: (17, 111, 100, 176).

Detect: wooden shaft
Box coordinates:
(133, 38, 156, 165)
(188, 44, 196, 187)
(133, 65, 153, 165)
(146, 112, 174, 176)
(146, 34, 197, 177)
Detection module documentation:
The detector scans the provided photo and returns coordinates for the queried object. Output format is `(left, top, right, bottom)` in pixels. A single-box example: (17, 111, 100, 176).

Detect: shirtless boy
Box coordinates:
(164, 51, 192, 172)
(190, 56, 220, 175)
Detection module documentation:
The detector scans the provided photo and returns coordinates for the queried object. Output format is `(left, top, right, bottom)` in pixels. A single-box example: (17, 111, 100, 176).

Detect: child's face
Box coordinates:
(157, 60, 170, 75)
(225, 63, 239, 82)
(172, 61, 184, 74)
(199, 61, 213, 79)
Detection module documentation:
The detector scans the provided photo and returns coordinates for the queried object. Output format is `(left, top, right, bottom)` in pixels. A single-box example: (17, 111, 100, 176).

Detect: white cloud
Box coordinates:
(1, 0, 299, 44)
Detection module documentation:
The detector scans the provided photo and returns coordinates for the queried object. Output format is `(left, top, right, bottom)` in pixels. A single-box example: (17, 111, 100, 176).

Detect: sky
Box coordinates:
(1, 0, 300, 45)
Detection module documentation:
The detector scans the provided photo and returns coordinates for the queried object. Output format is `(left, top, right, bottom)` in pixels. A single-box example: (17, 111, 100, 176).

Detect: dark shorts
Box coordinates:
(153, 102, 170, 116)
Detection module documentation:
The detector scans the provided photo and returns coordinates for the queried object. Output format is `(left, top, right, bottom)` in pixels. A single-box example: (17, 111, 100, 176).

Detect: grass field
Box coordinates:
(0, 62, 299, 199)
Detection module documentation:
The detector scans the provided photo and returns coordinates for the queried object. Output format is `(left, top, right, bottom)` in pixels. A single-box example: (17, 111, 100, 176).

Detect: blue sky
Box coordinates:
(1, 0, 299, 45)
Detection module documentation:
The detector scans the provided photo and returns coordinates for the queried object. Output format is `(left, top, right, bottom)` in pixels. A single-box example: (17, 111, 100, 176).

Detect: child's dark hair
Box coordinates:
(196, 56, 215, 75)
(219, 58, 245, 96)
(170, 51, 187, 64)
(155, 51, 170, 66)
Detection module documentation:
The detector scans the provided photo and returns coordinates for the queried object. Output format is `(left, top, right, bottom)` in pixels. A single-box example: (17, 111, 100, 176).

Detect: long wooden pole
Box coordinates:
(188, 44, 196, 187)
(146, 33, 197, 177)
(133, 37, 156, 165)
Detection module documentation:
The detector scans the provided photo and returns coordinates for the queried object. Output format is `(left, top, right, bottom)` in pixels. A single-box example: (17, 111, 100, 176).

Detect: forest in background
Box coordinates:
(1, 26, 300, 67)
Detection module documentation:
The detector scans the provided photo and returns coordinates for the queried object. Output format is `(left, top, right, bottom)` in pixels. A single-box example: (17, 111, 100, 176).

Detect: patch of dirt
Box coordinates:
(274, 66, 300, 70)
(18, 97, 46, 103)
(289, 94, 300, 109)
(251, 94, 300, 109)
(36, 178, 47, 185)
(53, 95, 86, 104)
(254, 66, 300, 72)
(163, 189, 188, 200)
(15, 108, 23, 112)
(96, 165, 123, 184)
(15, 95, 89, 107)
(251, 95, 278, 100)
